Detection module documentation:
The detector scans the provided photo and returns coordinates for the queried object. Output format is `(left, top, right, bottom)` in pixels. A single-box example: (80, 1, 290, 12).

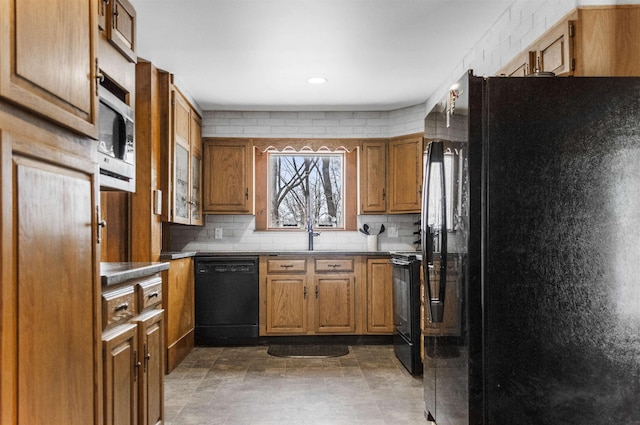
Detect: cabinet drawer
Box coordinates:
(102, 286, 137, 329)
(266, 259, 307, 273)
(137, 276, 163, 311)
(315, 258, 354, 273)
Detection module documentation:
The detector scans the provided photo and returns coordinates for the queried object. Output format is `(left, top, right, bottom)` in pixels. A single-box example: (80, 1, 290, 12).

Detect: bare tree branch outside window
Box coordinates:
(268, 153, 344, 229)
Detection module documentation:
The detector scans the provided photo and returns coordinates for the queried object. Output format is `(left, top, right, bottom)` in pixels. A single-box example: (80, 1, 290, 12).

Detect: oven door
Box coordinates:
(392, 256, 423, 375)
(391, 257, 420, 341)
(392, 258, 412, 340)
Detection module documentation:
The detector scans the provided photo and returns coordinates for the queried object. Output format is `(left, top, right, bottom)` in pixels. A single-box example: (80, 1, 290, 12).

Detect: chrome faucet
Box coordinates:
(307, 219, 320, 250)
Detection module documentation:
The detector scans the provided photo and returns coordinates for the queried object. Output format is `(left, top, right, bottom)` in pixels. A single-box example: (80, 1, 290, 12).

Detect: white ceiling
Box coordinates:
(130, 0, 514, 111)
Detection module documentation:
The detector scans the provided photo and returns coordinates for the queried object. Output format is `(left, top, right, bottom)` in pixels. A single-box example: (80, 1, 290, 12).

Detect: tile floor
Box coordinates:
(165, 344, 425, 425)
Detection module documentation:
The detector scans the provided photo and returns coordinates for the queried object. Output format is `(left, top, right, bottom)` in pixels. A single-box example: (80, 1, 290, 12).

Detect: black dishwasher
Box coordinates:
(194, 256, 259, 345)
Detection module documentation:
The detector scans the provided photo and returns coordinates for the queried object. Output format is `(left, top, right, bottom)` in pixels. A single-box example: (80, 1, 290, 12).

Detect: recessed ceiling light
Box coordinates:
(307, 77, 328, 84)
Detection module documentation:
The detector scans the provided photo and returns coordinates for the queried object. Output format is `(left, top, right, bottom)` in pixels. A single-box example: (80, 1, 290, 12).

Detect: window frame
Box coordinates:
(255, 145, 357, 231)
(266, 152, 346, 230)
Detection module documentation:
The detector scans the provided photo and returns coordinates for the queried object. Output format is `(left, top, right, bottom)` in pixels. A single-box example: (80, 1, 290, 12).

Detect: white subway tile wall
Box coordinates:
(202, 105, 426, 139)
(168, 214, 421, 253)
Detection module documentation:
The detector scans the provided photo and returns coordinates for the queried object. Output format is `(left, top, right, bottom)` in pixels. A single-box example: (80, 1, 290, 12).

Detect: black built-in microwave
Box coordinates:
(98, 87, 135, 191)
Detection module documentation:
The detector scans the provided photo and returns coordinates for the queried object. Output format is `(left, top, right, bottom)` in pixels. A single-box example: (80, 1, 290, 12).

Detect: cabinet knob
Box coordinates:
(143, 344, 151, 372)
(133, 351, 141, 381)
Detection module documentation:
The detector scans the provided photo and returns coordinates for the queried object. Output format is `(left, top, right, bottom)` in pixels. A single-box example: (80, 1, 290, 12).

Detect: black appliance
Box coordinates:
(422, 71, 640, 424)
(98, 86, 135, 192)
(391, 252, 422, 375)
(194, 256, 259, 345)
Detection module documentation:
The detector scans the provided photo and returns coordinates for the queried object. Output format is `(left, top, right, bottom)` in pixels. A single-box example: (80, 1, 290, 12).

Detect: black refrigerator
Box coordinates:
(421, 71, 640, 425)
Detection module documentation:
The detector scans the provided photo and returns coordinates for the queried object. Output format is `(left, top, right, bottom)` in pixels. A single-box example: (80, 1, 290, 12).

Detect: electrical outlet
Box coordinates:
(214, 228, 223, 239)
(388, 225, 398, 238)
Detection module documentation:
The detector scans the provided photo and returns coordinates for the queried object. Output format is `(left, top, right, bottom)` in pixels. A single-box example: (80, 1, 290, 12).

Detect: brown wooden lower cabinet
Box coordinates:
(365, 258, 394, 334)
(261, 256, 360, 335)
(314, 274, 356, 333)
(260, 255, 392, 336)
(102, 274, 165, 425)
(134, 309, 164, 425)
(265, 274, 309, 334)
(163, 257, 195, 374)
(103, 323, 139, 425)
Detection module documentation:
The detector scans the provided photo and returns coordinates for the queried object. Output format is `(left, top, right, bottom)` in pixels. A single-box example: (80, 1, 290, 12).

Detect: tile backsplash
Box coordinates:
(168, 214, 420, 252)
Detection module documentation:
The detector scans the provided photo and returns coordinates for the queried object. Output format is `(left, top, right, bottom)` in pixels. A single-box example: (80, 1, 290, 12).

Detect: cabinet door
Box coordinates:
(170, 89, 192, 224)
(533, 19, 575, 76)
(165, 257, 195, 374)
(135, 309, 164, 425)
(9, 152, 99, 425)
(388, 135, 423, 213)
(190, 113, 203, 225)
(106, 0, 136, 62)
(497, 50, 534, 77)
(314, 275, 356, 333)
(265, 275, 307, 334)
(576, 6, 640, 76)
(203, 139, 254, 214)
(366, 259, 393, 334)
(103, 323, 139, 425)
(359, 141, 387, 213)
(0, 0, 98, 137)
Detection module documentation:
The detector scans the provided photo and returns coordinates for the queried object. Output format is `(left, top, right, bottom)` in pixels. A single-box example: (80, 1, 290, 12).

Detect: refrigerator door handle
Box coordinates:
(423, 141, 447, 323)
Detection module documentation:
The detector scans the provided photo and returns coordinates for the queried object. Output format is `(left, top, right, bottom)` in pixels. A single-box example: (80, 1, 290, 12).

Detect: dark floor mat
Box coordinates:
(267, 344, 349, 358)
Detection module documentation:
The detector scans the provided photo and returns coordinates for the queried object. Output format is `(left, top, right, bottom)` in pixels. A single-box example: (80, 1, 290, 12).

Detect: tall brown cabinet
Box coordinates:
(134, 62, 200, 374)
(1, 2, 102, 425)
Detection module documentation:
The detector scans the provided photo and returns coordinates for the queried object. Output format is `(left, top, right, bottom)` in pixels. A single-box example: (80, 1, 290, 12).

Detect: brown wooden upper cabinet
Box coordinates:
(203, 138, 254, 214)
(104, 0, 137, 62)
(532, 18, 575, 76)
(0, 0, 98, 138)
(388, 134, 423, 213)
(498, 50, 534, 77)
(498, 6, 640, 77)
(359, 140, 388, 213)
(359, 134, 423, 214)
(167, 84, 203, 225)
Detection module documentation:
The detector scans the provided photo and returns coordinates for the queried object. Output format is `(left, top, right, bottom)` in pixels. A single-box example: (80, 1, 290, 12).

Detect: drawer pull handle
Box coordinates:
(280, 264, 293, 268)
(115, 302, 129, 312)
(329, 264, 341, 268)
(148, 291, 159, 299)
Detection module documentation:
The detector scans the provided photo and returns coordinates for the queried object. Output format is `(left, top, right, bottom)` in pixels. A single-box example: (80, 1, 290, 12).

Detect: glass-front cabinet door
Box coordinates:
(173, 142, 190, 224)
(169, 84, 202, 225)
(191, 153, 202, 225)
